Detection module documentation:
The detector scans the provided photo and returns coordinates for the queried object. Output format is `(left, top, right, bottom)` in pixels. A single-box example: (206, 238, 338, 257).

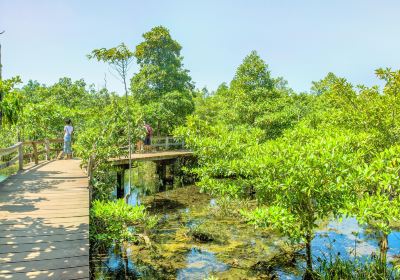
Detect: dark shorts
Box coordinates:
(144, 136, 151, 145)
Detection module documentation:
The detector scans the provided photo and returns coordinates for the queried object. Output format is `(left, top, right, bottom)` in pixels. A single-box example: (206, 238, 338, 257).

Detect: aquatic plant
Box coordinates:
(90, 199, 158, 246)
(315, 255, 400, 280)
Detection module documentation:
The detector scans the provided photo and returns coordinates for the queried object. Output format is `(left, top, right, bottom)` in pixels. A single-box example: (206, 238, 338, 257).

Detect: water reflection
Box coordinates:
(0, 174, 6, 183)
(176, 248, 229, 280)
(102, 164, 400, 279)
(122, 162, 168, 206)
(312, 217, 400, 262)
(95, 246, 138, 279)
(96, 246, 161, 280)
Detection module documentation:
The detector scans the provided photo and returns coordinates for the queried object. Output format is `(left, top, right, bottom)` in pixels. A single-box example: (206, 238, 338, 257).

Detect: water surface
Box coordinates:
(92, 164, 400, 279)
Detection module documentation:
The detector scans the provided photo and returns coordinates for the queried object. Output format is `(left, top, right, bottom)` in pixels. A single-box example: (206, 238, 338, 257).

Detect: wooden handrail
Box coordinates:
(0, 142, 21, 157)
(0, 142, 23, 171)
(121, 136, 185, 153)
(23, 138, 63, 164)
(0, 138, 64, 171)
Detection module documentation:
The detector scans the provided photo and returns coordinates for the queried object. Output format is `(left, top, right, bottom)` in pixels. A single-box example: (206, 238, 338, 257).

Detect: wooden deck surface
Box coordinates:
(0, 160, 89, 280)
(109, 150, 194, 166)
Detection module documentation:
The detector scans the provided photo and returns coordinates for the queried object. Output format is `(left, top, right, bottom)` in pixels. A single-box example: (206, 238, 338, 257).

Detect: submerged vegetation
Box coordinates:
(1, 24, 400, 279)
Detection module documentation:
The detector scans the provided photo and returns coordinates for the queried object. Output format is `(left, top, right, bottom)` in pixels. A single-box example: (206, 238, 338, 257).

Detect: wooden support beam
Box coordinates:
(116, 170, 124, 199)
(156, 161, 167, 191)
(18, 142, 23, 171)
(45, 139, 50, 160)
(32, 142, 38, 165)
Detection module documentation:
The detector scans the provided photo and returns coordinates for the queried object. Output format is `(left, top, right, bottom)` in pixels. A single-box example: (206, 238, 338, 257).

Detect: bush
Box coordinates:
(315, 256, 400, 280)
(90, 199, 158, 246)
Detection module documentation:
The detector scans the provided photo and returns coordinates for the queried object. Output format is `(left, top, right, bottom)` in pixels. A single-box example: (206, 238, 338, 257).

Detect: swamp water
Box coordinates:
(0, 174, 6, 183)
(91, 163, 400, 279)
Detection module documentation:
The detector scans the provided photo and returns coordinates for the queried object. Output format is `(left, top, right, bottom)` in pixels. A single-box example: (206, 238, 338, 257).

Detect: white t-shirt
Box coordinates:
(64, 125, 73, 136)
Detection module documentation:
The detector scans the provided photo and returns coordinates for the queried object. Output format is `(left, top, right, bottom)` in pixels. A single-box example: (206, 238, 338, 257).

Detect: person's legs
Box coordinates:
(60, 139, 69, 160)
(64, 138, 72, 159)
(57, 151, 64, 160)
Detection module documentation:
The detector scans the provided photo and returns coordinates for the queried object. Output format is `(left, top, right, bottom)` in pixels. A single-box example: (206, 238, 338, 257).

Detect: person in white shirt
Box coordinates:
(59, 119, 74, 159)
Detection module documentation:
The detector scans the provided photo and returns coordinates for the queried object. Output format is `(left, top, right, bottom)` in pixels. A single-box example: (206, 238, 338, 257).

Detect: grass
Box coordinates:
(314, 255, 400, 280)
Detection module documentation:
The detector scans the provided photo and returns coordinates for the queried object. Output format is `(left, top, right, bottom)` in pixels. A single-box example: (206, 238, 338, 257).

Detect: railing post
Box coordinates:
(45, 139, 50, 160)
(32, 142, 38, 165)
(18, 142, 23, 171)
(165, 136, 169, 149)
(87, 155, 94, 182)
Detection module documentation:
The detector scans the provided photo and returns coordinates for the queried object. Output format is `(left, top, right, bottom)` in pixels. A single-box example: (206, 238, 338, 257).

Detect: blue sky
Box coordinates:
(1, 0, 400, 94)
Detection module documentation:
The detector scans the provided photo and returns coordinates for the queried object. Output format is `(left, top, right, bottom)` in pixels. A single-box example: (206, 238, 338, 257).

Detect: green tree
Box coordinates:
(142, 90, 195, 134)
(131, 26, 195, 134)
(0, 76, 22, 127)
(230, 50, 274, 93)
(88, 43, 136, 181)
(131, 26, 194, 104)
(88, 43, 134, 95)
(189, 52, 311, 140)
(349, 145, 400, 262)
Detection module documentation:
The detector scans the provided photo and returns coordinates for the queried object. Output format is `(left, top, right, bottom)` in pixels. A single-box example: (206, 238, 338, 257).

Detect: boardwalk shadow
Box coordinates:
(0, 159, 89, 279)
(0, 160, 86, 213)
(0, 217, 89, 279)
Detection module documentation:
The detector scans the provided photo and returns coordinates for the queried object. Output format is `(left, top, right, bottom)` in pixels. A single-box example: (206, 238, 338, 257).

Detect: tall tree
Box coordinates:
(88, 43, 134, 96)
(88, 43, 135, 191)
(230, 50, 274, 93)
(131, 26, 194, 104)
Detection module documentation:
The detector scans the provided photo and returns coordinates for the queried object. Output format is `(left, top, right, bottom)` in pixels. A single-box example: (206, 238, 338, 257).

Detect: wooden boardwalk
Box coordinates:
(0, 160, 89, 280)
(109, 150, 194, 166)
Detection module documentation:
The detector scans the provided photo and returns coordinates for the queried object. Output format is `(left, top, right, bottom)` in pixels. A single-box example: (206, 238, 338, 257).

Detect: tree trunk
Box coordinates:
(303, 232, 314, 280)
(379, 233, 388, 262)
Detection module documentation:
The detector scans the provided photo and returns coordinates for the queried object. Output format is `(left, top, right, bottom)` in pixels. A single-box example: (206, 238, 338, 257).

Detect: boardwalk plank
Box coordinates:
(0, 208, 89, 218)
(0, 232, 88, 245)
(0, 245, 88, 263)
(0, 238, 88, 254)
(0, 159, 89, 279)
(0, 226, 88, 238)
(1, 255, 89, 273)
(0, 265, 89, 280)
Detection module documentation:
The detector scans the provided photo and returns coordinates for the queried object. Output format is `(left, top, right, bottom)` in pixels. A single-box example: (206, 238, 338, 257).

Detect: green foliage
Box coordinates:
(0, 76, 23, 127)
(312, 70, 400, 145)
(17, 78, 101, 140)
(74, 95, 142, 200)
(90, 199, 158, 246)
(352, 145, 400, 232)
(230, 50, 274, 92)
(315, 255, 400, 280)
(190, 51, 311, 140)
(142, 90, 195, 134)
(131, 26, 194, 104)
(131, 26, 195, 134)
(88, 43, 134, 94)
(179, 57, 400, 274)
(88, 43, 134, 65)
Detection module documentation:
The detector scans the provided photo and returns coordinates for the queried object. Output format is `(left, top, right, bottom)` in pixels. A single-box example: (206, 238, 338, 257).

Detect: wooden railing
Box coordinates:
(131, 136, 185, 153)
(23, 139, 63, 164)
(0, 142, 23, 171)
(0, 138, 64, 171)
(150, 136, 185, 149)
